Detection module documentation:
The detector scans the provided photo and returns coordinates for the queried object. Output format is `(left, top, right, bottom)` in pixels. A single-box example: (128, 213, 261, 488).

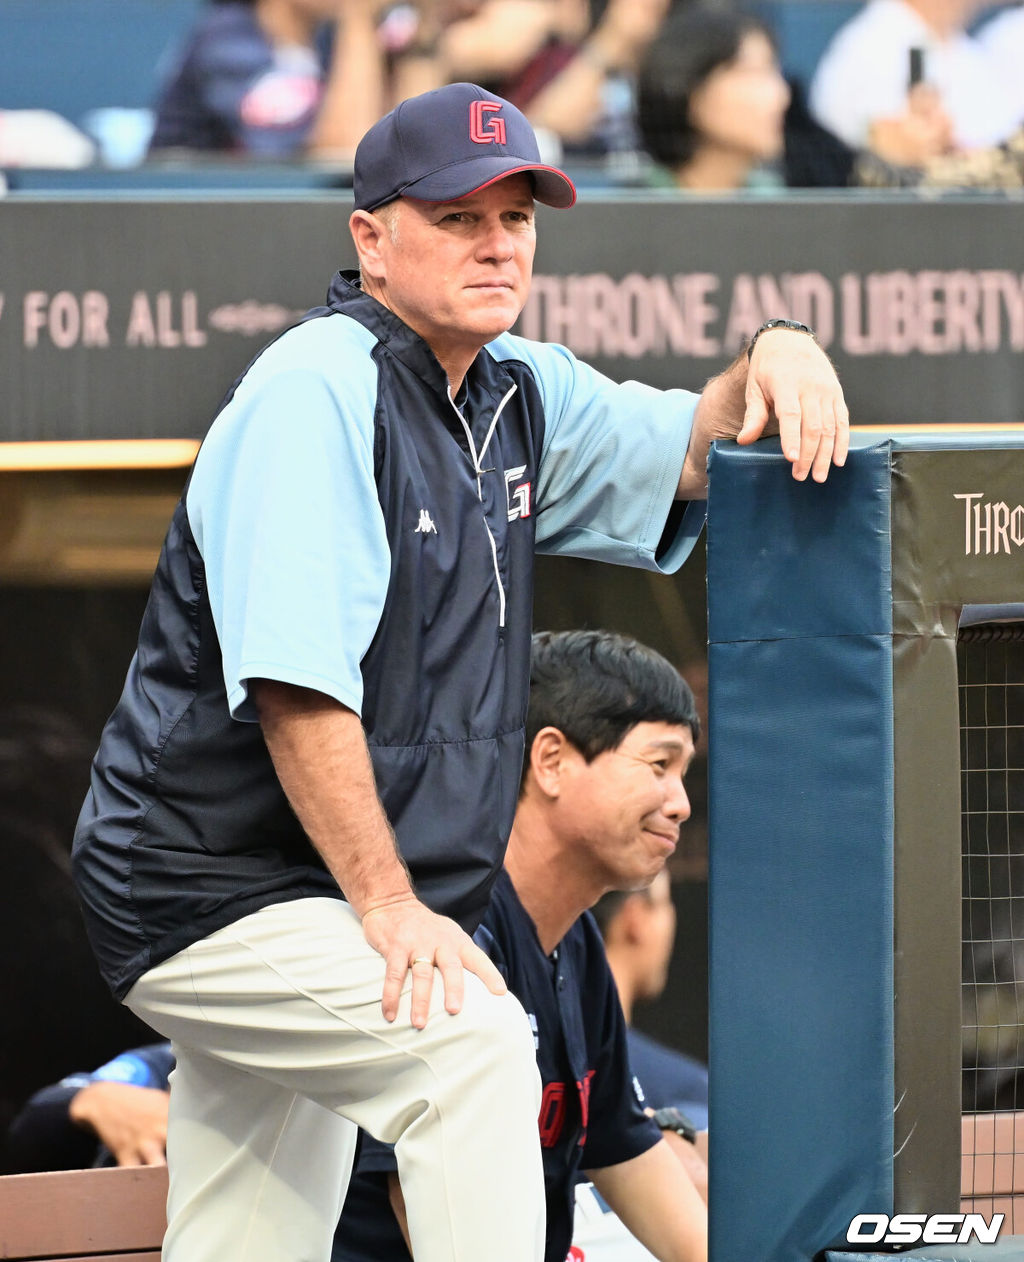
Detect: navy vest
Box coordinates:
(72, 273, 546, 998)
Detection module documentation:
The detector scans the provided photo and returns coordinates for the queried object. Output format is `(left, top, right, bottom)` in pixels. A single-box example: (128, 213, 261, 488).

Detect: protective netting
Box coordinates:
(959, 625, 1024, 1226)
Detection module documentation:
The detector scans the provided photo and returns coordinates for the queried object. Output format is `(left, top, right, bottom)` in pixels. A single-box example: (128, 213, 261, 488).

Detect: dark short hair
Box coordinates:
(524, 630, 699, 787)
(637, 8, 777, 169)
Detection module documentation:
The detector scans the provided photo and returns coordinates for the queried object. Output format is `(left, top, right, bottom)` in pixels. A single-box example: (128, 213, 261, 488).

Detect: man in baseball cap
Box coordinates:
(73, 77, 847, 1262)
(346, 81, 580, 396)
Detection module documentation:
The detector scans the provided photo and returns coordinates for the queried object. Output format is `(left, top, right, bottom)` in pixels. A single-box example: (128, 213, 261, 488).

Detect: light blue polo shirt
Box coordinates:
(186, 314, 703, 722)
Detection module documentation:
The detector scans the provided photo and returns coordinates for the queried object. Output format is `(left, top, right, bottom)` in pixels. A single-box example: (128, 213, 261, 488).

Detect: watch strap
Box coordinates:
(747, 317, 815, 360)
(650, 1105, 699, 1144)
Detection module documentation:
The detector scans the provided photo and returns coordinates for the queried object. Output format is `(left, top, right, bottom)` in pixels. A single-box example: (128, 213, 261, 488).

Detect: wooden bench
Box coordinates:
(0, 1165, 167, 1261)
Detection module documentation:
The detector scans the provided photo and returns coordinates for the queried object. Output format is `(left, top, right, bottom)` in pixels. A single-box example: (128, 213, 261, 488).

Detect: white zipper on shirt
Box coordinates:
(448, 383, 518, 629)
(482, 519, 506, 628)
(478, 384, 518, 476)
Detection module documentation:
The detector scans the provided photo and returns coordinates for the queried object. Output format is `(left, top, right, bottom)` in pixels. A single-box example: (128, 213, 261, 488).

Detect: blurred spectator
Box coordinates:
(921, 124, 1024, 186)
(782, 79, 858, 188)
(3, 1044, 172, 1173)
(636, 8, 791, 191)
(149, 0, 441, 158)
(593, 871, 709, 1131)
(853, 122, 1024, 188)
(438, 0, 671, 156)
(809, 0, 1020, 168)
(976, 4, 1024, 132)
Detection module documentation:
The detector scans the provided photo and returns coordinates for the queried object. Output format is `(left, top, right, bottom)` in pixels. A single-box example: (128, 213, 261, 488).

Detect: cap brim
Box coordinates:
(399, 156, 577, 209)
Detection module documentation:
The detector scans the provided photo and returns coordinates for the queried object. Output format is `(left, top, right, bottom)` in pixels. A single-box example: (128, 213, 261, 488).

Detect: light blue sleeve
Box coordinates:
(187, 317, 389, 721)
(91, 1052, 159, 1088)
(487, 334, 705, 573)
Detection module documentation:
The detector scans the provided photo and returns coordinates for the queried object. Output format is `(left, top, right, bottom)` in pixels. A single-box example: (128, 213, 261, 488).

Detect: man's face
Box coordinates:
(365, 174, 537, 361)
(559, 720, 695, 892)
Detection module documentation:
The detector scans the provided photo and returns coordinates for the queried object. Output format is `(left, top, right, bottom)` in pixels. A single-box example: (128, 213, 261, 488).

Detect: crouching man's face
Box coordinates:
(562, 721, 695, 891)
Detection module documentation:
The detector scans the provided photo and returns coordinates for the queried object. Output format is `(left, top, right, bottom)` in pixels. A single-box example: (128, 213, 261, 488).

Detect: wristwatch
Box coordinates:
(747, 317, 815, 360)
(650, 1106, 699, 1144)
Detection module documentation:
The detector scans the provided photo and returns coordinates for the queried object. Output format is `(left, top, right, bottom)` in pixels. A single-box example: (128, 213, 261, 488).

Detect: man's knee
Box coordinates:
(437, 980, 539, 1098)
(386, 984, 541, 1156)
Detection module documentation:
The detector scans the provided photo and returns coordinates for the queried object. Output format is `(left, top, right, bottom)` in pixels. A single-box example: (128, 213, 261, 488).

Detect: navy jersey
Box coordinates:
(333, 870, 661, 1262)
(626, 1027, 709, 1131)
(149, 3, 329, 155)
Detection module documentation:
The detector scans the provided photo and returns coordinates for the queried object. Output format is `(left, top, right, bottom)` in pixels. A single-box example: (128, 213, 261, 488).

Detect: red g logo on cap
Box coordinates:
(469, 100, 507, 145)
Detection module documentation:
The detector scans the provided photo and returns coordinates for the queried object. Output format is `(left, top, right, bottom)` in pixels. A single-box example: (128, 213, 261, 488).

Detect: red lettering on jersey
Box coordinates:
(469, 100, 507, 145)
(568, 1248, 585, 1261)
(576, 1070, 595, 1146)
(239, 70, 321, 129)
(538, 1081, 566, 1147)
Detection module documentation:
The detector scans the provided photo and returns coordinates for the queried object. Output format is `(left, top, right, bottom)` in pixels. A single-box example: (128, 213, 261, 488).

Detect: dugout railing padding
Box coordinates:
(706, 429, 1024, 1262)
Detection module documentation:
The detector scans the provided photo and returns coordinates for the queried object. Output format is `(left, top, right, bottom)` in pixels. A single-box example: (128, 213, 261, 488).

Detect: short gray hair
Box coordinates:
(374, 201, 400, 242)
(357, 201, 400, 286)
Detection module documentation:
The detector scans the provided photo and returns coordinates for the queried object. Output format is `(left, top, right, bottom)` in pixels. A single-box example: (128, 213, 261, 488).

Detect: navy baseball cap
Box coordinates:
(353, 82, 577, 212)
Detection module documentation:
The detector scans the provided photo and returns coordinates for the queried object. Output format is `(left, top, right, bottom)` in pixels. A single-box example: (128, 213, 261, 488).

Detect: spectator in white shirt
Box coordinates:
(975, 4, 1024, 132)
(809, 0, 1019, 166)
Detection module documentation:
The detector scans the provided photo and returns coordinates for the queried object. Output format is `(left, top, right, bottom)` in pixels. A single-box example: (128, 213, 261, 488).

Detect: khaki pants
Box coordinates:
(126, 897, 544, 1262)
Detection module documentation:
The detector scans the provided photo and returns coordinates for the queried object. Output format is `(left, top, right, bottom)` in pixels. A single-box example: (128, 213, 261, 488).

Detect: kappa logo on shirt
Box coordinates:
(414, 509, 437, 534)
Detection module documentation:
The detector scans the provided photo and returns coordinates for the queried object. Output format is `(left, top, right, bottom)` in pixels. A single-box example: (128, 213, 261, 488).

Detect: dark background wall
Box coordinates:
(0, 586, 155, 1151)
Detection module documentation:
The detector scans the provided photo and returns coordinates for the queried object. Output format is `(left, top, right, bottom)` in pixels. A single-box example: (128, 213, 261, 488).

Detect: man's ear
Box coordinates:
(613, 892, 649, 946)
(349, 209, 389, 282)
(527, 726, 570, 799)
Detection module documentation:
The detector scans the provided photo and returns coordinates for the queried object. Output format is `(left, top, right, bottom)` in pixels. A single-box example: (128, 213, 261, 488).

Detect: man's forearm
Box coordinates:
(589, 1139, 708, 1262)
(253, 679, 508, 1025)
(677, 353, 747, 500)
(252, 678, 413, 916)
(307, 0, 385, 156)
